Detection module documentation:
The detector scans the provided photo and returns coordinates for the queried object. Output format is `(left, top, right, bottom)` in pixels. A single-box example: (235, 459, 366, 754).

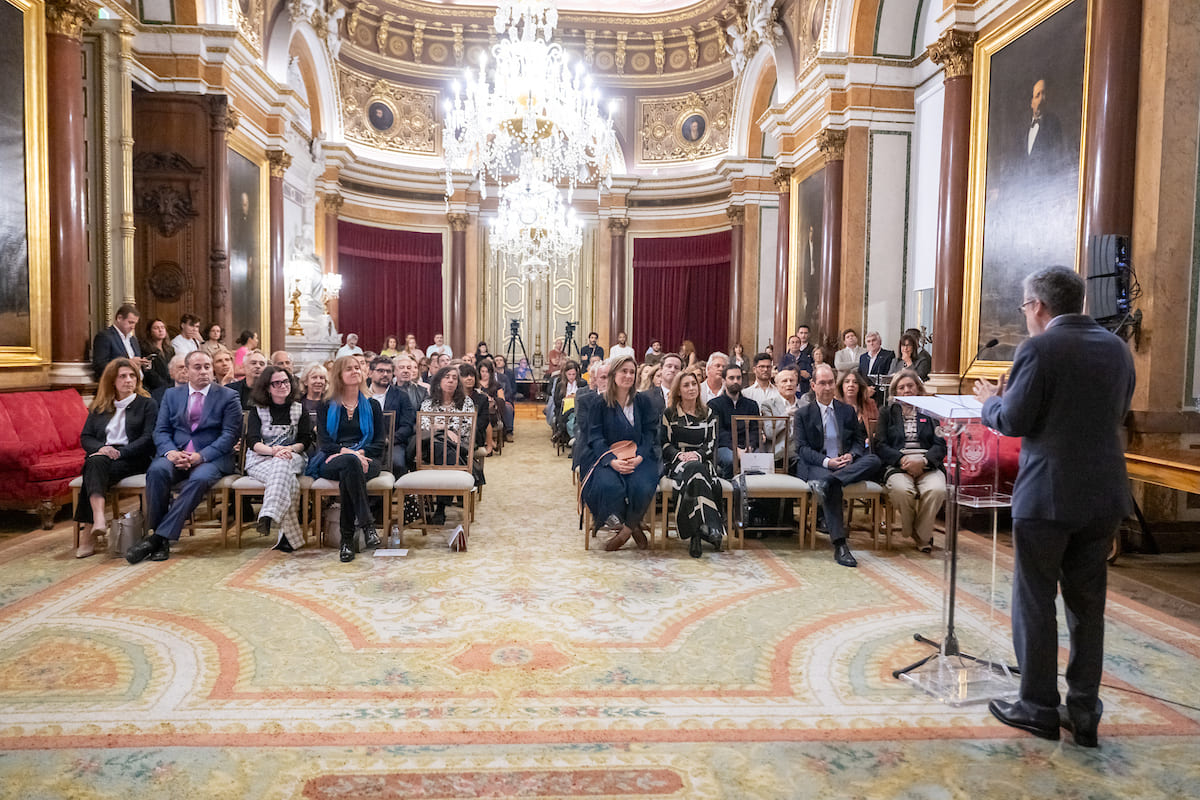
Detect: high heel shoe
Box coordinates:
(76, 527, 100, 559)
(339, 528, 357, 562)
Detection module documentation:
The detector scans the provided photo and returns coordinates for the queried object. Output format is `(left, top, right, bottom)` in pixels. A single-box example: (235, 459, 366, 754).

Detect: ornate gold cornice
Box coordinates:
(323, 192, 344, 214)
(771, 166, 792, 191)
(608, 217, 631, 233)
(816, 128, 846, 162)
(726, 205, 745, 225)
(267, 149, 293, 178)
(45, 0, 98, 39)
(926, 29, 977, 79)
(447, 212, 469, 231)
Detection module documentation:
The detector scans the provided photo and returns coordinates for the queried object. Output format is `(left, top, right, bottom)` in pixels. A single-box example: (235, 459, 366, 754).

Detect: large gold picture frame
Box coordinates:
(227, 138, 270, 350)
(961, 0, 1092, 378)
(0, 0, 50, 374)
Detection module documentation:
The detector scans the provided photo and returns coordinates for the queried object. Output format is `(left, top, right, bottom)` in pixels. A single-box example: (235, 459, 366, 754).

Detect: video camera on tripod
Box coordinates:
(562, 321, 580, 358)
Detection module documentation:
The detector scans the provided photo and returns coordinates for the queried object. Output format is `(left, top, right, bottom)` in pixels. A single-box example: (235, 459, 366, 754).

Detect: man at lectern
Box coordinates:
(974, 266, 1135, 748)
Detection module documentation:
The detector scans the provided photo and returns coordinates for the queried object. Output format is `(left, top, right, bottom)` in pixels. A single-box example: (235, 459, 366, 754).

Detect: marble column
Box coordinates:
(608, 217, 630, 340)
(207, 96, 237, 337)
(1081, 0, 1142, 247)
(45, 0, 97, 369)
(726, 205, 745, 349)
(447, 213, 469, 355)
(266, 148, 292, 353)
(323, 192, 342, 325)
(926, 29, 977, 375)
(771, 167, 791, 353)
(816, 130, 846, 347)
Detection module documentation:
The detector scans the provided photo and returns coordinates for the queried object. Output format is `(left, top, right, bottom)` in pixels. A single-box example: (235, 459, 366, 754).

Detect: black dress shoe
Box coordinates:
(339, 529, 357, 563)
(126, 535, 163, 565)
(1058, 703, 1100, 748)
(688, 534, 703, 558)
(430, 508, 447, 526)
(989, 699, 1060, 741)
(272, 537, 295, 553)
(149, 540, 170, 561)
(833, 542, 858, 567)
(363, 527, 381, 548)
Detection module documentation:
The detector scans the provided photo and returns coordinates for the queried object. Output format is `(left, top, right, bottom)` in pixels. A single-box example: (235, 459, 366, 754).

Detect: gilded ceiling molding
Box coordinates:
(447, 212, 470, 232)
(234, 0, 264, 53)
(373, 0, 728, 27)
(323, 192, 345, 214)
(267, 149, 293, 178)
(926, 29, 977, 79)
(608, 217, 631, 233)
(638, 81, 735, 163)
(771, 166, 792, 190)
(45, 0, 98, 39)
(816, 128, 846, 162)
(338, 66, 439, 155)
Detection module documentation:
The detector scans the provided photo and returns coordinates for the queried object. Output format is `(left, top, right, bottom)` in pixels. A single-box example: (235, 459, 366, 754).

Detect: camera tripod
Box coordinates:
(561, 321, 581, 360)
(505, 319, 529, 367)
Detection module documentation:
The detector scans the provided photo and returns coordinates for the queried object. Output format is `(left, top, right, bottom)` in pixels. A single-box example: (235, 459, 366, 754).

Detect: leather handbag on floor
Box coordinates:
(322, 503, 342, 548)
(108, 509, 144, 558)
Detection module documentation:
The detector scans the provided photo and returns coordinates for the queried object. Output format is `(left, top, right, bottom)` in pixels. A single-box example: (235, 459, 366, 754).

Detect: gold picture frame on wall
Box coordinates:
(961, 0, 1092, 378)
(0, 0, 50, 373)
(227, 138, 270, 350)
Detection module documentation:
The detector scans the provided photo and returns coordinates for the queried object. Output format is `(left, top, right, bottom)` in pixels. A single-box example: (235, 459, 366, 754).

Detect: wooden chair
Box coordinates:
(230, 409, 314, 549)
(732, 414, 810, 547)
(651, 473, 738, 551)
(393, 410, 478, 549)
(69, 473, 147, 552)
(310, 410, 397, 548)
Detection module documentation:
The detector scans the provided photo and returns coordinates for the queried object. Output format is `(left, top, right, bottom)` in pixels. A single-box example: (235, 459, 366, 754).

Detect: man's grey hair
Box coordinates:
(865, 331, 882, 341)
(1023, 266, 1085, 317)
(168, 354, 187, 371)
(707, 351, 729, 363)
(183, 350, 211, 367)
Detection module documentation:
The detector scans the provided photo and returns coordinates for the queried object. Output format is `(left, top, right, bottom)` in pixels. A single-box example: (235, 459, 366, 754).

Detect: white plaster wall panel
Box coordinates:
(866, 131, 909, 341)
(757, 206, 778, 349)
(874, 0, 924, 58)
(908, 78, 943, 329)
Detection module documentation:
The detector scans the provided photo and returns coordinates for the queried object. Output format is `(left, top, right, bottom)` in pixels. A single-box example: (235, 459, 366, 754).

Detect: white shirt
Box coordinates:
(335, 344, 363, 359)
(368, 386, 390, 406)
(700, 380, 723, 405)
(116, 327, 135, 358)
(426, 343, 452, 358)
(171, 335, 199, 356)
(609, 344, 635, 360)
(743, 382, 780, 407)
(834, 346, 864, 374)
(104, 394, 137, 447)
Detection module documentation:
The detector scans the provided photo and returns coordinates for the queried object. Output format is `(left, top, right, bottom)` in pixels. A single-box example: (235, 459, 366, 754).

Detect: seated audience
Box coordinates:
(838, 369, 879, 439)
(271, 351, 294, 373)
(491, 355, 517, 437)
(834, 328, 865, 374)
(417, 356, 434, 384)
(811, 345, 828, 371)
(742, 351, 780, 407)
(730, 343, 748, 371)
(889, 333, 925, 380)
(792, 363, 882, 568)
(514, 357, 534, 380)
(199, 323, 224, 356)
(426, 332, 452, 359)
(335, 333, 364, 359)
(573, 360, 609, 474)
(316, 355, 385, 562)
(679, 339, 698, 369)
(875, 369, 947, 553)
(781, 329, 814, 394)
(478, 360, 512, 441)
(394, 353, 429, 411)
(244, 366, 314, 552)
(663, 370, 725, 557)
(906, 328, 933, 380)
(380, 335, 401, 358)
(552, 360, 586, 445)
(229, 350, 268, 409)
(706, 363, 760, 478)
(404, 333, 424, 360)
(857, 330, 894, 378)
(759, 366, 802, 467)
(366, 355, 416, 475)
(635, 362, 661, 394)
(232, 330, 258, 378)
(75, 358, 158, 558)
(170, 313, 203, 357)
(211, 347, 235, 386)
(699, 351, 729, 404)
(546, 337, 566, 376)
(127, 350, 241, 564)
(153, 354, 189, 405)
(609, 331, 635, 360)
(92, 304, 148, 381)
(643, 339, 665, 366)
(300, 364, 327, 424)
(644, 353, 681, 418)
(475, 341, 492, 361)
(581, 355, 661, 551)
(458, 365, 493, 491)
(579, 331, 605, 363)
(418, 366, 477, 525)
(139, 317, 174, 393)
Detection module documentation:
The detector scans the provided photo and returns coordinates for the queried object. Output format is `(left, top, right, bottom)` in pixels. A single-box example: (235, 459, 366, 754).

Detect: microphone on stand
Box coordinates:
(958, 337, 999, 395)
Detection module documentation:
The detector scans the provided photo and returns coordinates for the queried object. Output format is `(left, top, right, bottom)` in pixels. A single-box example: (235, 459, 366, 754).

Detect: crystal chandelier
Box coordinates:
(441, 0, 617, 200)
(490, 167, 582, 282)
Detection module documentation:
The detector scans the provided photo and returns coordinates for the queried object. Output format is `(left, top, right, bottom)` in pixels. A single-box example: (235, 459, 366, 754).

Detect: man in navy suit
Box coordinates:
(365, 355, 416, 475)
(793, 363, 882, 567)
(92, 304, 149, 381)
(127, 350, 243, 563)
(857, 331, 894, 377)
(976, 266, 1135, 747)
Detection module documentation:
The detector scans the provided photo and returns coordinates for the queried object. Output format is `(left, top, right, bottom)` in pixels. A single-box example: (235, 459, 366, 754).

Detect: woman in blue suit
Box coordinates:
(581, 355, 662, 551)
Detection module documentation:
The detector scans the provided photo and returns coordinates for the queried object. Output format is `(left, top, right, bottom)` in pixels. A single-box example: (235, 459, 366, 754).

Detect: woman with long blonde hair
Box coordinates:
(74, 358, 157, 558)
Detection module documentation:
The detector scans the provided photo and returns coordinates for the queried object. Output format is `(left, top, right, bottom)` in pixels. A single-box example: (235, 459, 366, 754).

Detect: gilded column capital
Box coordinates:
(816, 128, 847, 162)
(45, 0, 97, 39)
(726, 205, 745, 225)
(771, 167, 792, 191)
(447, 212, 470, 232)
(209, 97, 240, 133)
(267, 149, 293, 178)
(608, 217, 630, 234)
(926, 29, 977, 80)
(323, 192, 344, 215)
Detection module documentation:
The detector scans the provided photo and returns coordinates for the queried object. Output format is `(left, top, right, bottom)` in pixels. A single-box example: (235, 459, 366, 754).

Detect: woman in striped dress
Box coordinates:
(662, 371, 725, 557)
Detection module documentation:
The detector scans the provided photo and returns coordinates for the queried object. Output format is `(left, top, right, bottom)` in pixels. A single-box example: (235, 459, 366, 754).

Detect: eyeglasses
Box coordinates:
(1017, 299, 1036, 313)
(269, 379, 291, 388)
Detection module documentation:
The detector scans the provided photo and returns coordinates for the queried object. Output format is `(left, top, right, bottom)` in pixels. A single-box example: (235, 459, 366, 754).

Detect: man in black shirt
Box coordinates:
(227, 350, 267, 409)
(578, 331, 605, 363)
(706, 363, 760, 479)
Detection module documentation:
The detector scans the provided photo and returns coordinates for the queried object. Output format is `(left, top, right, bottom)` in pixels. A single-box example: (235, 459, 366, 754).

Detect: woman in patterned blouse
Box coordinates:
(662, 371, 726, 557)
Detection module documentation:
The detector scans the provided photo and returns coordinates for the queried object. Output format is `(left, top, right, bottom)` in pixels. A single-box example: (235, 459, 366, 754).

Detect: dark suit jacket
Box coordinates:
(792, 398, 868, 479)
(873, 400, 946, 473)
(706, 393, 761, 451)
(153, 383, 243, 473)
(982, 314, 1134, 523)
(573, 388, 599, 472)
(80, 394, 159, 469)
(585, 391, 662, 472)
(859, 349, 895, 376)
(912, 350, 932, 381)
(92, 326, 142, 380)
(378, 385, 416, 447)
(227, 378, 253, 409)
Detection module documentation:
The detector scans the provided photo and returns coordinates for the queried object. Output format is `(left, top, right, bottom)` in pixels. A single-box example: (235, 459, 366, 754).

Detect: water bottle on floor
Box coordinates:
(388, 523, 401, 549)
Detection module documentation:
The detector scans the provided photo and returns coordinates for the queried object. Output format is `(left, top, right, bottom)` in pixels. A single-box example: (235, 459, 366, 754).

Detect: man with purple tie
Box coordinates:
(128, 350, 243, 563)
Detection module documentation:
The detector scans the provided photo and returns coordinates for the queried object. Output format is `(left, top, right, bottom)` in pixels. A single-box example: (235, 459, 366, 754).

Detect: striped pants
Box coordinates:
(246, 455, 306, 550)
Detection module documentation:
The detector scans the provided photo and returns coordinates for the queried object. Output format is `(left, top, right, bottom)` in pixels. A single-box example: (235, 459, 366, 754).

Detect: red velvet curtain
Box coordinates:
(337, 221, 444, 353)
(632, 230, 731, 358)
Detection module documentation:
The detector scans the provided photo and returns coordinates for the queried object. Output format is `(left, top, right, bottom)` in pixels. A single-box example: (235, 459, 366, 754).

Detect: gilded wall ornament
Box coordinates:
(233, 0, 264, 52)
(339, 68, 438, 154)
(638, 83, 734, 163)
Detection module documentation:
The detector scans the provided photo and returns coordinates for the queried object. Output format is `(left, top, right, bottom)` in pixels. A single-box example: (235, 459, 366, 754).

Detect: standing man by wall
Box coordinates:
(974, 266, 1134, 748)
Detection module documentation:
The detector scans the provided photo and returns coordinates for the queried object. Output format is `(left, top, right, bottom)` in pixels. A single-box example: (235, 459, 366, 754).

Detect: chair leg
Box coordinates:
(234, 490, 242, 549)
(583, 506, 591, 550)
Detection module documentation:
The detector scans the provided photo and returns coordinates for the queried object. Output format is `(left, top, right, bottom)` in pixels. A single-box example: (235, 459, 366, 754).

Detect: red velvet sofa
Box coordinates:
(0, 389, 88, 528)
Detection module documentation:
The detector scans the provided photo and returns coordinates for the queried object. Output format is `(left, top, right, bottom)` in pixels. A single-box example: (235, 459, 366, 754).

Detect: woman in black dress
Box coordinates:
(662, 370, 725, 557)
(139, 318, 174, 393)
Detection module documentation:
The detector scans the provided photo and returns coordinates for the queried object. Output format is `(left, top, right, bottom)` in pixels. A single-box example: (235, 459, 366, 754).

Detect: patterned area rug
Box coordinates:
(1, 419, 1198, 799)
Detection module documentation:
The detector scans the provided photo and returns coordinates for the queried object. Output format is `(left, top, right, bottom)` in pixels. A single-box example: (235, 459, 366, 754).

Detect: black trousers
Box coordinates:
(1010, 516, 1118, 727)
(74, 454, 143, 524)
(320, 453, 382, 533)
(799, 453, 882, 543)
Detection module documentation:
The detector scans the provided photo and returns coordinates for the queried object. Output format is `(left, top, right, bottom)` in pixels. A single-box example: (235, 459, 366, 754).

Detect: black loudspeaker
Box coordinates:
(1086, 234, 1131, 322)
